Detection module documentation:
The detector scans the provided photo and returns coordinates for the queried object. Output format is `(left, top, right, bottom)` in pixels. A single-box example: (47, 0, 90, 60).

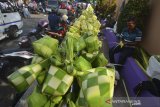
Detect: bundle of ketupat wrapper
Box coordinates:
(7, 5, 115, 107)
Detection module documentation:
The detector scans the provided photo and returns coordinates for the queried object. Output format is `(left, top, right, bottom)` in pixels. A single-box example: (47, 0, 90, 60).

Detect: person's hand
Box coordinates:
(119, 40, 124, 48)
(58, 34, 63, 37)
(54, 33, 61, 37)
(124, 41, 137, 46)
(122, 39, 137, 46)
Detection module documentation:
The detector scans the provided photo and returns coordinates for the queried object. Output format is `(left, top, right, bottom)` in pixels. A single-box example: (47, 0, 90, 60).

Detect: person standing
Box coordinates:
(48, 9, 61, 32)
(39, 0, 46, 12)
(22, 4, 31, 18)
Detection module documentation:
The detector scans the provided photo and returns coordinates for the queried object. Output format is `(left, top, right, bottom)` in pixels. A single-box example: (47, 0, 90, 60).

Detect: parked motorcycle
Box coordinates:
(31, 19, 67, 42)
(0, 51, 33, 80)
(28, 19, 49, 39)
(0, 33, 36, 80)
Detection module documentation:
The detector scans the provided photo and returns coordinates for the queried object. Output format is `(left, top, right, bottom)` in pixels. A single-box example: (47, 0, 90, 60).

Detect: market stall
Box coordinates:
(8, 6, 115, 107)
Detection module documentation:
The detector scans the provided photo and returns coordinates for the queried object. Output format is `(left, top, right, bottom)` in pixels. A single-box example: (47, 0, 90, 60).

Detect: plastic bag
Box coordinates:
(146, 56, 160, 80)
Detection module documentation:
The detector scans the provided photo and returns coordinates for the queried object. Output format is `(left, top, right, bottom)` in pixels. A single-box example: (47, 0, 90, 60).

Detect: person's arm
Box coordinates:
(123, 37, 141, 46)
(124, 41, 138, 46)
(135, 29, 142, 42)
(120, 31, 135, 46)
(47, 31, 61, 37)
(127, 38, 142, 46)
(119, 29, 127, 41)
(131, 29, 142, 45)
(124, 29, 142, 46)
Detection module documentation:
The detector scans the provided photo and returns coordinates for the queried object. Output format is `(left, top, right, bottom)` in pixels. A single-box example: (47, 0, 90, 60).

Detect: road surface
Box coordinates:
(0, 14, 48, 51)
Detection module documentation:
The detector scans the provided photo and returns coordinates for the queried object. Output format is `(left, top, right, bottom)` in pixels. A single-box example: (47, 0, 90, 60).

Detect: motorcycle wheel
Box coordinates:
(8, 26, 19, 39)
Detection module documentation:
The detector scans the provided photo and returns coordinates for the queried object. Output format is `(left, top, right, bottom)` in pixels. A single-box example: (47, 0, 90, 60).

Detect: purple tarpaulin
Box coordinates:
(102, 28, 118, 49)
(102, 28, 120, 63)
(121, 57, 154, 97)
(103, 28, 156, 97)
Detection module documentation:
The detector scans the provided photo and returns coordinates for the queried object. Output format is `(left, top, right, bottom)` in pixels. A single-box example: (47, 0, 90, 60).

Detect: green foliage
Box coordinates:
(133, 47, 151, 74)
(117, 0, 151, 34)
(106, 3, 116, 16)
(96, 0, 116, 18)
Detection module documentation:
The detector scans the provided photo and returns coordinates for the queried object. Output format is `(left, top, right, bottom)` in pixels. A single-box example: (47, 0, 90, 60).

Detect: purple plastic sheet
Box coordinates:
(103, 28, 156, 97)
(102, 28, 118, 49)
(121, 57, 154, 97)
(102, 28, 120, 63)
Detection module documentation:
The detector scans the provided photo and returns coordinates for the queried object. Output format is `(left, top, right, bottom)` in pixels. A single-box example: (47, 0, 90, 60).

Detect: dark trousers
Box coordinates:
(109, 45, 135, 71)
(41, 2, 46, 12)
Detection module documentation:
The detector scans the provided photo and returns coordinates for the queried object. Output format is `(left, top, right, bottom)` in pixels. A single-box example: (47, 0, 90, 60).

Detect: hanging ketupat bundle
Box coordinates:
(31, 55, 44, 64)
(50, 51, 63, 67)
(37, 71, 47, 85)
(92, 52, 108, 67)
(74, 56, 92, 71)
(7, 64, 43, 92)
(74, 37, 86, 52)
(81, 51, 99, 63)
(8, 5, 115, 107)
(85, 36, 101, 53)
(77, 67, 115, 107)
(42, 66, 73, 96)
(69, 26, 80, 34)
(32, 36, 59, 58)
(27, 86, 48, 107)
(76, 89, 88, 107)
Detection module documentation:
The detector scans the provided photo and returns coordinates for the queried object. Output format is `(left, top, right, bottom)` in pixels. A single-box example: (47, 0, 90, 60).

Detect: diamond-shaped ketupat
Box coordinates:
(42, 66, 74, 96)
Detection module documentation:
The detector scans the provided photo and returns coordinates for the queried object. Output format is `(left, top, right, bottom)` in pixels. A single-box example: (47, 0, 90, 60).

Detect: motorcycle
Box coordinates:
(0, 28, 42, 106)
(0, 51, 32, 107)
(28, 19, 49, 39)
(32, 19, 67, 42)
(0, 33, 36, 80)
(0, 51, 33, 80)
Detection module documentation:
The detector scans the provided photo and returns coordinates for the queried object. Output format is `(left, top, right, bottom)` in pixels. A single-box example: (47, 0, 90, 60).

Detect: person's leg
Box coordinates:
(28, 12, 31, 18)
(23, 10, 27, 18)
(42, 2, 46, 12)
(109, 45, 121, 63)
(116, 47, 135, 71)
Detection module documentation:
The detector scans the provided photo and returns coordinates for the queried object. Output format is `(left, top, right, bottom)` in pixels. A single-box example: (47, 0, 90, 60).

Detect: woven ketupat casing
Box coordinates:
(76, 89, 88, 107)
(32, 36, 59, 58)
(27, 86, 48, 107)
(85, 36, 100, 53)
(74, 37, 86, 52)
(82, 51, 99, 63)
(92, 53, 108, 67)
(79, 67, 115, 107)
(31, 55, 44, 64)
(74, 56, 92, 71)
(7, 64, 42, 92)
(42, 66, 73, 96)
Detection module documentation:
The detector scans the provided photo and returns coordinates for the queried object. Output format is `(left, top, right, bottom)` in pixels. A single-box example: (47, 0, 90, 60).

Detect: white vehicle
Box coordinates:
(0, 1, 23, 40)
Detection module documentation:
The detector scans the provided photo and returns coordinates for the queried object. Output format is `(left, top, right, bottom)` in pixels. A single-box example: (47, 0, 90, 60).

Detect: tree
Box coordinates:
(95, 0, 116, 18)
(117, 0, 151, 34)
